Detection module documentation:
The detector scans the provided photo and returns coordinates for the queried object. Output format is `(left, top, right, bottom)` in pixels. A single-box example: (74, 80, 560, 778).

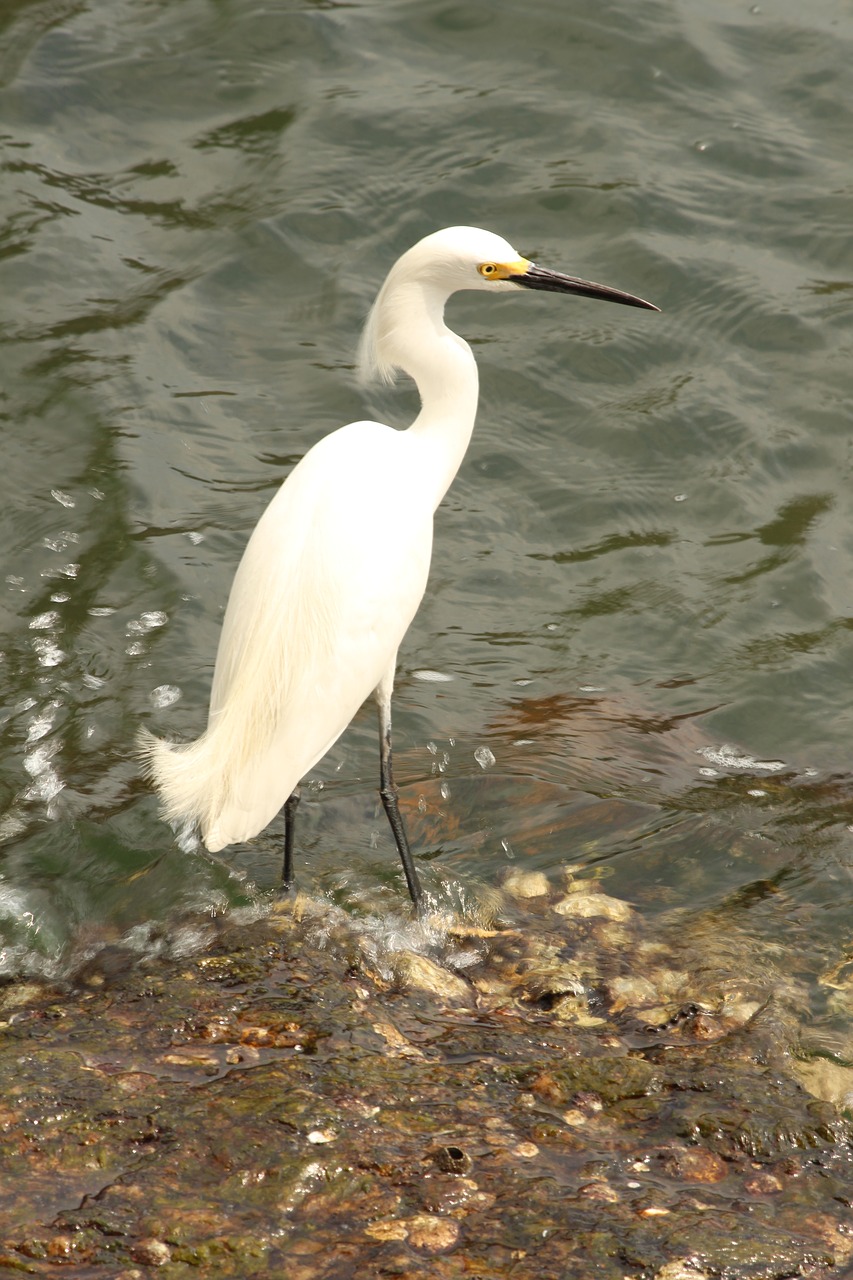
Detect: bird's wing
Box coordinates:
(200, 421, 434, 849)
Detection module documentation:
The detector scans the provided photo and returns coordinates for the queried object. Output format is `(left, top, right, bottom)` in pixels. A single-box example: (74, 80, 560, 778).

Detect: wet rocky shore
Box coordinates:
(2, 868, 852, 1279)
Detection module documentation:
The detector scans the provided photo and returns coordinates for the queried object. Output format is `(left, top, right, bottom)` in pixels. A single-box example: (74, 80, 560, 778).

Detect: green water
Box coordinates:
(1, 0, 852, 997)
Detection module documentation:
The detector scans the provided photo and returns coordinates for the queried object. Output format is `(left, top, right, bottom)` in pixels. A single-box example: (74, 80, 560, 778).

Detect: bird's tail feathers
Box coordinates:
(137, 726, 226, 836)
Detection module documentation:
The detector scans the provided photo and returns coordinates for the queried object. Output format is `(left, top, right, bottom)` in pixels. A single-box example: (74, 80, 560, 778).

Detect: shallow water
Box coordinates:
(1, 0, 852, 1048)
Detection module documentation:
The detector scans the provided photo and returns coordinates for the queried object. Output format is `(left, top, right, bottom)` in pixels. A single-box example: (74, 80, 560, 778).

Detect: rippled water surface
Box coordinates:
(1, 0, 852, 1025)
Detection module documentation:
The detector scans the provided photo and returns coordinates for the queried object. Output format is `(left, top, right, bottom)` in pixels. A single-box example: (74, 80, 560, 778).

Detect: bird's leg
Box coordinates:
(281, 788, 300, 891)
(376, 689, 425, 913)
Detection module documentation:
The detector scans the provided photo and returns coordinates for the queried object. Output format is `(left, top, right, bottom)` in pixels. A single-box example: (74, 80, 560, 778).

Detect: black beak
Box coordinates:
(510, 263, 660, 312)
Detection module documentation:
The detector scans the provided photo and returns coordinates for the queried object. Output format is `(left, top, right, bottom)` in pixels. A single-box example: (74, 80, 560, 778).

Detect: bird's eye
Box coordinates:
(479, 263, 498, 278)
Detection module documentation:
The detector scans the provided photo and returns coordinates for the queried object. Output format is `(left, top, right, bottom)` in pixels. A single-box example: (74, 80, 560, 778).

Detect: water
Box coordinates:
(1, 0, 852, 1020)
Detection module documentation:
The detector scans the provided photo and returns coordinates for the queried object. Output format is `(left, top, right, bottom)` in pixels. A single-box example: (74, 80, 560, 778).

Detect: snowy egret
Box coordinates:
(140, 226, 659, 911)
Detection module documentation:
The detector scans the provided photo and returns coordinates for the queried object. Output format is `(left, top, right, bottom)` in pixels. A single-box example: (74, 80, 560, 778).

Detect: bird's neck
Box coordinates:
(394, 283, 480, 511)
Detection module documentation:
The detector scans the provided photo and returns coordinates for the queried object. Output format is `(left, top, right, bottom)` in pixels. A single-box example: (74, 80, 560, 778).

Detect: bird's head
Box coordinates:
(396, 226, 531, 294)
(395, 226, 660, 307)
(357, 225, 659, 384)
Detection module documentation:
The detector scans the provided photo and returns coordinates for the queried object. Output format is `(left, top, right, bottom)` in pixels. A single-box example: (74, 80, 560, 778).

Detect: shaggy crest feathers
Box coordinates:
(356, 283, 399, 387)
(357, 225, 519, 387)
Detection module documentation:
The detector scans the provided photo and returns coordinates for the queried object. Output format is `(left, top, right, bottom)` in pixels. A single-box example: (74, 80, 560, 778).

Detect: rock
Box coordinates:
(392, 953, 474, 1005)
(501, 869, 550, 899)
(404, 1213, 460, 1252)
(552, 889, 634, 922)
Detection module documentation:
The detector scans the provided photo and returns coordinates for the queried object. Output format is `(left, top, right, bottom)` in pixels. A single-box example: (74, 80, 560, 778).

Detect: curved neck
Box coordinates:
(393, 282, 480, 511)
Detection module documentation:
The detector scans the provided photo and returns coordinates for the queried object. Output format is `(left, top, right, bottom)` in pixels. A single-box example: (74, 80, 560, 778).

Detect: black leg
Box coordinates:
(282, 789, 300, 890)
(377, 696, 425, 912)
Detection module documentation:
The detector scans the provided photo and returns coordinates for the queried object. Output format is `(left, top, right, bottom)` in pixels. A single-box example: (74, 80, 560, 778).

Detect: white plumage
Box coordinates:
(140, 226, 658, 907)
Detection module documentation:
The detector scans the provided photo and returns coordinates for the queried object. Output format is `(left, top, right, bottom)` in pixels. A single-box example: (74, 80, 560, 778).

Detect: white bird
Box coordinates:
(140, 226, 659, 911)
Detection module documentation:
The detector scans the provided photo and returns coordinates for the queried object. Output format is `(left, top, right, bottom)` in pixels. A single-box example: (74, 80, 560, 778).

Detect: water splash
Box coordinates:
(149, 684, 182, 708)
(697, 744, 786, 774)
